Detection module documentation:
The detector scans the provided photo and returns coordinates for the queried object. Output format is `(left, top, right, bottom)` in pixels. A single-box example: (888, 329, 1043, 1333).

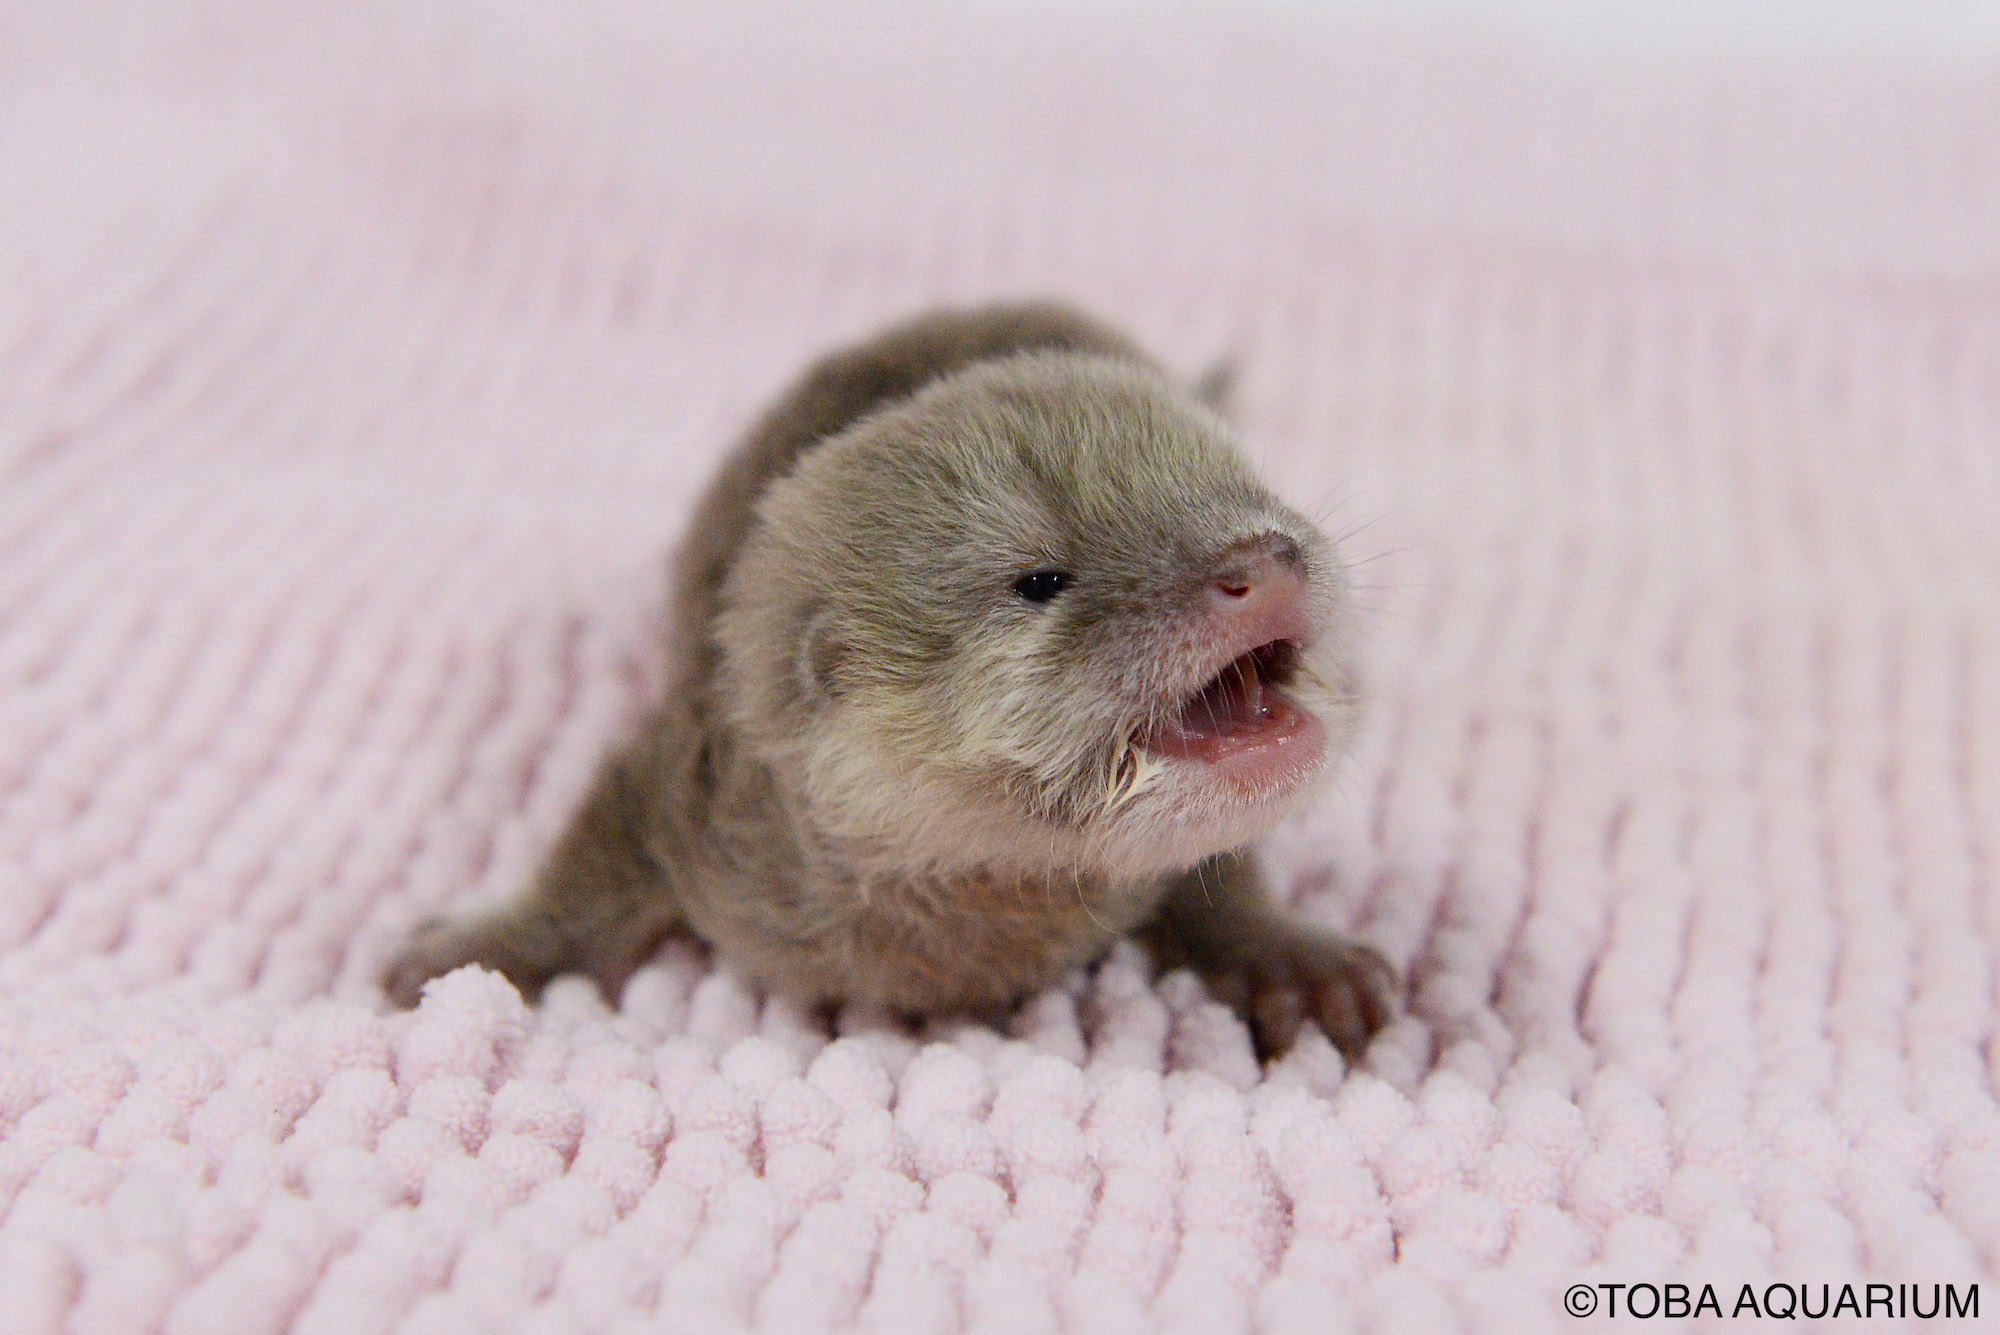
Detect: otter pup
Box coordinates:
(384, 302, 1395, 1059)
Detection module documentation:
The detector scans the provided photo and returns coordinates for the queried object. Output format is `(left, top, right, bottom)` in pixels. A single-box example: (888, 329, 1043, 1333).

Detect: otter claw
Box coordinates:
(1243, 936, 1397, 1062)
(381, 916, 489, 1009)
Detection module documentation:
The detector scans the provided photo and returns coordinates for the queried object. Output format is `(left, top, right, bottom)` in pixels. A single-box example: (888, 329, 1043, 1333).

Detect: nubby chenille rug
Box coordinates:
(2, 2, 1997, 1331)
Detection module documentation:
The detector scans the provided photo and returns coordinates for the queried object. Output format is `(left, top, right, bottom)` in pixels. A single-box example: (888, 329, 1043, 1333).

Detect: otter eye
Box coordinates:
(1013, 570, 1071, 604)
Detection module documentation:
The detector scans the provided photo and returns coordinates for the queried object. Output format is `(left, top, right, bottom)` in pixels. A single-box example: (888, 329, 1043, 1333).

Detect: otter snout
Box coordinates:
(1202, 533, 1311, 652)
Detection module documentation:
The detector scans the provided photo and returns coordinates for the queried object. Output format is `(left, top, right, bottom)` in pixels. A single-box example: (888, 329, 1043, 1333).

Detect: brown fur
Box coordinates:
(384, 302, 1395, 1059)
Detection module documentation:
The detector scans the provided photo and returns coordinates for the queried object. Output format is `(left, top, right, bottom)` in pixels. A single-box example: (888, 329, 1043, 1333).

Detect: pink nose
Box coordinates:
(1207, 533, 1303, 599)
(1205, 534, 1307, 631)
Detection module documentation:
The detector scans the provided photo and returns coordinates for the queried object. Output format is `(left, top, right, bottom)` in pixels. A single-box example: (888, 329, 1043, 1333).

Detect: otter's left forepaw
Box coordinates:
(1232, 933, 1397, 1062)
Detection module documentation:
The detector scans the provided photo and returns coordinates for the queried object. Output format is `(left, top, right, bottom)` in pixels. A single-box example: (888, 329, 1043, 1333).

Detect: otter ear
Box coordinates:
(1192, 358, 1237, 419)
(794, 604, 846, 707)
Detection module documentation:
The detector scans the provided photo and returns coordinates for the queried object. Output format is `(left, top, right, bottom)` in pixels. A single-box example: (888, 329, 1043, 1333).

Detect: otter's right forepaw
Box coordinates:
(380, 914, 558, 1009)
(381, 917, 478, 1008)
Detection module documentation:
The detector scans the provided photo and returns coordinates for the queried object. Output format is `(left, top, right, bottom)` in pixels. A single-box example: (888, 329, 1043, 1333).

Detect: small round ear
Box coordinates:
(1192, 358, 1237, 419)
(795, 604, 846, 706)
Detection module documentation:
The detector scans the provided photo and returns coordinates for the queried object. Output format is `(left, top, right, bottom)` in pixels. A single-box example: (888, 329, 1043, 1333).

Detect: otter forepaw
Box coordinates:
(382, 917, 483, 1009)
(1236, 932, 1396, 1062)
(381, 913, 552, 1009)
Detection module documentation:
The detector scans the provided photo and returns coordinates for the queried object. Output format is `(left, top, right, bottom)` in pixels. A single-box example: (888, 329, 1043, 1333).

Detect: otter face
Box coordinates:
(716, 353, 1359, 880)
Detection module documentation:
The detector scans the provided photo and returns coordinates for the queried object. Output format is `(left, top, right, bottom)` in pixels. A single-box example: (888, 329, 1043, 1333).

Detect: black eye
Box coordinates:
(1013, 570, 1071, 603)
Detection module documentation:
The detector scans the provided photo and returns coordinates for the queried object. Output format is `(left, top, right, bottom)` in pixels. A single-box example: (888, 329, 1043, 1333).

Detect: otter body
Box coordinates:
(386, 303, 1394, 1058)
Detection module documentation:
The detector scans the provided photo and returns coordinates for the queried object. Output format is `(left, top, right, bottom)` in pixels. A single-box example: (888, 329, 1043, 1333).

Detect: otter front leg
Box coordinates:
(383, 742, 684, 1008)
(1137, 851, 1396, 1061)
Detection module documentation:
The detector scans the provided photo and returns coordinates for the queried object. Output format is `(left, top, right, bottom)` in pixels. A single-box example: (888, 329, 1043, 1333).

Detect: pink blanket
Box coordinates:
(4, 3, 1997, 1330)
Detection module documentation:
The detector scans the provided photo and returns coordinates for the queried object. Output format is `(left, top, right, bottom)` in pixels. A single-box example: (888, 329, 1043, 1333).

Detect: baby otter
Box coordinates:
(385, 302, 1395, 1059)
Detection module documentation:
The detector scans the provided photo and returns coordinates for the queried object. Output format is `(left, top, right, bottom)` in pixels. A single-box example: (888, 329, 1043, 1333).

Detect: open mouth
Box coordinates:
(1136, 637, 1322, 778)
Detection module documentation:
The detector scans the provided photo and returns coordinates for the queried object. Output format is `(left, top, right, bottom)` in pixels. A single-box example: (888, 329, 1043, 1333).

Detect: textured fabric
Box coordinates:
(3, 3, 1999, 1331)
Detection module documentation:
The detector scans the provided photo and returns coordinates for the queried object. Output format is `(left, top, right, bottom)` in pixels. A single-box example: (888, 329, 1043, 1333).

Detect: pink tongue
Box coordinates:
(1140, 656, 1303, 762)
(1183, 658, 1266, 738)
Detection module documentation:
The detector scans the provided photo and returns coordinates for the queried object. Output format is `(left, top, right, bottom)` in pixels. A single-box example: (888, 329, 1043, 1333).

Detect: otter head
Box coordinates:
(715, 353, 1359, 881)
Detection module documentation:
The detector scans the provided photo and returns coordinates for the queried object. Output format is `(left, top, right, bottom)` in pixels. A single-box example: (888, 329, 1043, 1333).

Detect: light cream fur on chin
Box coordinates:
(385, 301, 1395, 1060)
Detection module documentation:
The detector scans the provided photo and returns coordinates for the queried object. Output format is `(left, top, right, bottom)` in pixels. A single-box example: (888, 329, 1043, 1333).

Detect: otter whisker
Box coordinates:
(1073, 867, 1112, 934)
(1289, 659, 1356, 703)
